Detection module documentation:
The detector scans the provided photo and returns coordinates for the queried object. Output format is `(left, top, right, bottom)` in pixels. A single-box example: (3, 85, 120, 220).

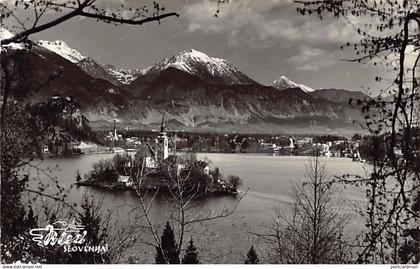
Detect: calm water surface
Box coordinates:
(24, 153, 371, 263)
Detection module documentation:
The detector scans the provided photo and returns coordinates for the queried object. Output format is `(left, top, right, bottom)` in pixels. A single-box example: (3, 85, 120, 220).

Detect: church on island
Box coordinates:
(81, 116, 238, 195)
(134, 117, 187, 170)
(131, 117, 213, 184)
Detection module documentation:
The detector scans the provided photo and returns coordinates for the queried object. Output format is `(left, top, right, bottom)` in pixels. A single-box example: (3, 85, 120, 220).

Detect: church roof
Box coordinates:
(134, 143, 157, 159)
(160, 154, 177, 165)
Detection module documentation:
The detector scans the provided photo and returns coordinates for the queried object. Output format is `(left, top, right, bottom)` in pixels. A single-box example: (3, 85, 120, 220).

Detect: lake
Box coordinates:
(24, 153, 371, 263)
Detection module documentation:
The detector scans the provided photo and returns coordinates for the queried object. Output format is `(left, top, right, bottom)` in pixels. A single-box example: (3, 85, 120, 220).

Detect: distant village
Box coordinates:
(41, 117, 369, 162)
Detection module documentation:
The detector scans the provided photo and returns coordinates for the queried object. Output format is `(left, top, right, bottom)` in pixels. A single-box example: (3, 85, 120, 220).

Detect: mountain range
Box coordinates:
(1, 28, 368, 134)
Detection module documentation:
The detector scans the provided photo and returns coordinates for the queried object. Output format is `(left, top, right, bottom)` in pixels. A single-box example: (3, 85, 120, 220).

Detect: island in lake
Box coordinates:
(77, 117, 242, 196)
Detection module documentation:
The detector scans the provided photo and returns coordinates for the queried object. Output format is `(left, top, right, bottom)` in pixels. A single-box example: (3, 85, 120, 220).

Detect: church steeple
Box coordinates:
(160, 116, 166, 134)
(113, 119, 118, 141)
(158, 115, 169, 160)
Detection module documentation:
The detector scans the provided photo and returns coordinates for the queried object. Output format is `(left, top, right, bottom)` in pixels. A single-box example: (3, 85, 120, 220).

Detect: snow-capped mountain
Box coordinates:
(273, 76, 314, 93)
(141, 49, 255, 85)
(36, 39, 137, 85)
(77, 57, 122, 86)
(37, 40, 85, 63)
(104, 64, 140, 85)
(0, 27, 25, 50)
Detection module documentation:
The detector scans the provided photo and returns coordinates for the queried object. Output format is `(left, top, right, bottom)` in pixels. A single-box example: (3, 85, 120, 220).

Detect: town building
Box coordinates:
(106, 119, 122, 141)
(42, 145, 49, 154)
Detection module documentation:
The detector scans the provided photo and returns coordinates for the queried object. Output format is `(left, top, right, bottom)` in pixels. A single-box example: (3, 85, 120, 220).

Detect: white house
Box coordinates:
(203, 165, 210, 175)
(42, 145, 49, 154)
(117, 175, 133, 187)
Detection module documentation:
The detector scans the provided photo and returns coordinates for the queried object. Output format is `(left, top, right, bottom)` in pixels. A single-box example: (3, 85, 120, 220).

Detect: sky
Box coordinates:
(7, 0, 398, 94)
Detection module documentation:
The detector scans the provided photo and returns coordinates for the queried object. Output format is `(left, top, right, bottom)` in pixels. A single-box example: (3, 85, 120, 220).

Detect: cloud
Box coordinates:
(287, 46, 338, 71)
(182, 0, 357, 49)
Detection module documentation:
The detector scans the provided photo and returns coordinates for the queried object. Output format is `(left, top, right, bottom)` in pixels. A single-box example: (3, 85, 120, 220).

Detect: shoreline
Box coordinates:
(42, 151, 360, 158)
(76, 180, 239, 197)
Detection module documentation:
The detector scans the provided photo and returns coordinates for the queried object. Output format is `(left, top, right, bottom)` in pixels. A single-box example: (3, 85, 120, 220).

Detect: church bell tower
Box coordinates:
(113, 119, 118, 141)
(158, 116, 169, 160)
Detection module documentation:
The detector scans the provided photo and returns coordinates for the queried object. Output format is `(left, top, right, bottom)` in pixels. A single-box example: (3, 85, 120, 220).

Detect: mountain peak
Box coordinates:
(185, 48, 210, 57)
(141, 49, 255, 84)
(179, 49, 222, 64)
(105, 65, 140, 85)
(273, 76, 314, 93)
(0, 27, 25, 50)
(0, 27, 14, 41)
(37, 40, 85, 63)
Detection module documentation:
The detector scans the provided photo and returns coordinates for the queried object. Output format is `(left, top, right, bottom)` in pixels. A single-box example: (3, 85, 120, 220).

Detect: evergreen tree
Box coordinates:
(182, 238, 199, 264)
(155, 222, 180, 264)
(244, 246, 259, 264)
(69, 196, 110, 264)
